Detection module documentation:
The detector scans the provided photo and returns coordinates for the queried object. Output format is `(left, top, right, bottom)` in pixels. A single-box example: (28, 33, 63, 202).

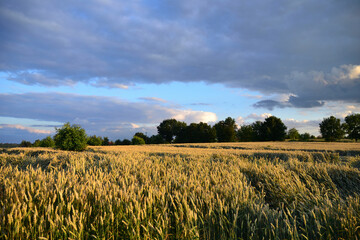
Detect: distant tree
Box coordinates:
(114, 139, 122, 145)
(32, 139, 41, 147)
(214, 117, 237, 142)
(251, 121, 264, 141)
(288, 128, 300, 140)
(344, 113, 360, 141)
(132, 136, 145, 145)
(102, 137, 110, 146)
(122, 139, 132, 145)
(134, 132, 150, 144)
(87, 135, 103, 146)
(261, 116, 287, 141)
(149, 134, 165, 144)
(20, 140, 32, 147)
(157, 119, 187, 143)
(54, 122, 87, 151)
(299, 133, 311, 141)
(177, 122, 216, 143)
(40, 136, 55, 148)
(237, 125, 254, 142)
(319, 116, 345, 142)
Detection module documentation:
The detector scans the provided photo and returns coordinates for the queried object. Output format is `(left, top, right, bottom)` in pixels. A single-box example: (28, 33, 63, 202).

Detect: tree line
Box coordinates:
(18, 113, 360, 151)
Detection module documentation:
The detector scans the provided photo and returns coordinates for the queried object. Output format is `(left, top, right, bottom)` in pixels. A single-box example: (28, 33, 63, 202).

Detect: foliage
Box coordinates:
(32, 139, 41, 147)
(53, 122, 87, 151)
(288, 128, 300, 140)
(122, 139, 132, 145)
(214, 117, 237, 142)
(261, 116, 287, 141)
(176, 122, 216, 143)
(132, 136, 145, 145)
(87, 135, 103, 146)
(102, 137, 110, 146)
(157, 119, 187, 143)
(19, 140, 32, 147)
(134, 132, 149, 144)
(148, 134, 165, 144)
(1, 143, 360, 239)
(237, 125, 254, 142)
(39, 136, 55, 148)
(299, 133, 311, 141)
(345, 113, 360, 141)
(319, 116, 345, 142)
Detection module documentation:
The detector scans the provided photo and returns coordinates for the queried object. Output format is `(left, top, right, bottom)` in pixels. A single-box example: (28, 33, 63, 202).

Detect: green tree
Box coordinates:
(251, 121, 264, 141)
(132, 136, 145, 145)
(299, 133, 311, 141)
(40, 136, 55, 148)
(87, 135, 103, 146)
(288, 128, 300, 140)
(134, 132, 149, 144)
(122, 139, 132, 145)
(319, 116, 344, 142)
(102, 137, 110, 146)
(32, 139, 41, 147)
(176, 122, 216, 143)
(157, 119, 187, 143)
(54, 122, 87, 151)
(237, 125, 254, 142)
(261, 116, 287, 141)
(149, 134, 165, 144)
(114, 139, 122, 145)
(214, 117, 237, 142)
(344, 113, 360, 141)
(20, 140, 32, 147)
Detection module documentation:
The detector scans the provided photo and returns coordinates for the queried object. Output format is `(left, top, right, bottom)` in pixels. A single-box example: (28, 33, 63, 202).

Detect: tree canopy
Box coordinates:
(344, 113, 360, 141)
(54, 122, 87, 151)
(214, 117, 237, 142)
(319, 116, 345, 142)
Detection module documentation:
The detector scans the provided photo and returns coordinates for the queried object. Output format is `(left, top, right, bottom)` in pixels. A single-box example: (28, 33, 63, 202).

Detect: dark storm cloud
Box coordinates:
(1, 0, 360, 106)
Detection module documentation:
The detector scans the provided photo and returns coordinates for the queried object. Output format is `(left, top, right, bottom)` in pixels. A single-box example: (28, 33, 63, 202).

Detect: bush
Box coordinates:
(132, 136, 145, 145)
(40, 136, 55, 148)
(87, 135, 103, 146)
(54, 122, 87, 151)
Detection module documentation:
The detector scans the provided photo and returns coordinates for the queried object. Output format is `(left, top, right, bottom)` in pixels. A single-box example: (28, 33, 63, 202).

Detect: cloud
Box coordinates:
(0, 92, 217, 141)
(0, 124, 52, 134)
(1, 0, 359, 106)
(254, 64, 360, 110)
(139, 97, 167, 103)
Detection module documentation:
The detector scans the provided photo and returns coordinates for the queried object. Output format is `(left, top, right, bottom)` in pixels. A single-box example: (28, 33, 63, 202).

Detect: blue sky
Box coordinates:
(0, 0, 359, 143)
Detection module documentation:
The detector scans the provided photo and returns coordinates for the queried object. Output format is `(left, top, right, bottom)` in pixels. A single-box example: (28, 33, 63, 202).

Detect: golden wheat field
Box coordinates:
(1, 142, 360, 239)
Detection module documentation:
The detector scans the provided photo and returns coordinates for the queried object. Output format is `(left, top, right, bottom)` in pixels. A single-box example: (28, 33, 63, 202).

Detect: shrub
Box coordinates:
(39, 136, 55, 148)
(132, 136, 145, 145)
(54, 122, 87, 151)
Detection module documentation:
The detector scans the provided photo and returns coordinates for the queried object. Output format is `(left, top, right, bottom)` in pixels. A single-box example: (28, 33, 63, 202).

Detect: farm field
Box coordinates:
(1, 142, 360, 239)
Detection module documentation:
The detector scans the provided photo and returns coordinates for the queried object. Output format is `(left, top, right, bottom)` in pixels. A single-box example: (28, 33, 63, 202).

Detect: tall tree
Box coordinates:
(54, 122, 87, 151)
(157, 119, 187, 143)
(319, 116, 344, 141)
(177, 122, 216, 143)
(237, 125, 254, 142)
(214, 117, 237, 142)
(344, 113, 360, 141)
(288, 128, 300, 140)
(261, 116, 287, 141)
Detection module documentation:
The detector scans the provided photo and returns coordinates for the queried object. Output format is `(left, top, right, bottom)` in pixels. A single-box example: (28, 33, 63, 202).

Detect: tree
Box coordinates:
(176, 122, 216, 143)
(288, 128, 300, 140)
(102, 137, 110, 146)
(87, 135, 103, 146)
(214, 117, 237, 142)
(237, 125, 254, 142)
(261, 116, 287, 141)
(134, 132, 150, 144)
(20, 140, 32, 147)
(157, 119, 187, 143)
(299, 133, 311, 141)
(40, 136, 55, 148)
(114, 139, 122, 145)
(319, 116, 344, 142)
(251, 121, 264, 141)
(149, 134, 165, 144)
(132, 136, 145, 145)
(344, 113, 360, 141)
(33, 139, 41, 147)
(54, 122, 87, 151)
(122, 139, 132, 145)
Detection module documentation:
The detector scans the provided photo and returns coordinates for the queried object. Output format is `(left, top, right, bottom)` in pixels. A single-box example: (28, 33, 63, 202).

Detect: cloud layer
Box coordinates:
(1, 0, 359, 107)
(0, 92, 217, 141)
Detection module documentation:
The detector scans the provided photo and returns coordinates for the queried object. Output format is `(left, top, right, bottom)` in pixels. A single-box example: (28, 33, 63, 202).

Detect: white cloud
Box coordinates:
(170, 110, 217, 123)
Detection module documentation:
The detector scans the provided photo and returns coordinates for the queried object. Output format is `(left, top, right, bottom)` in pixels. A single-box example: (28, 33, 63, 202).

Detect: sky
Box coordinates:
(0, 0, 360, 143)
